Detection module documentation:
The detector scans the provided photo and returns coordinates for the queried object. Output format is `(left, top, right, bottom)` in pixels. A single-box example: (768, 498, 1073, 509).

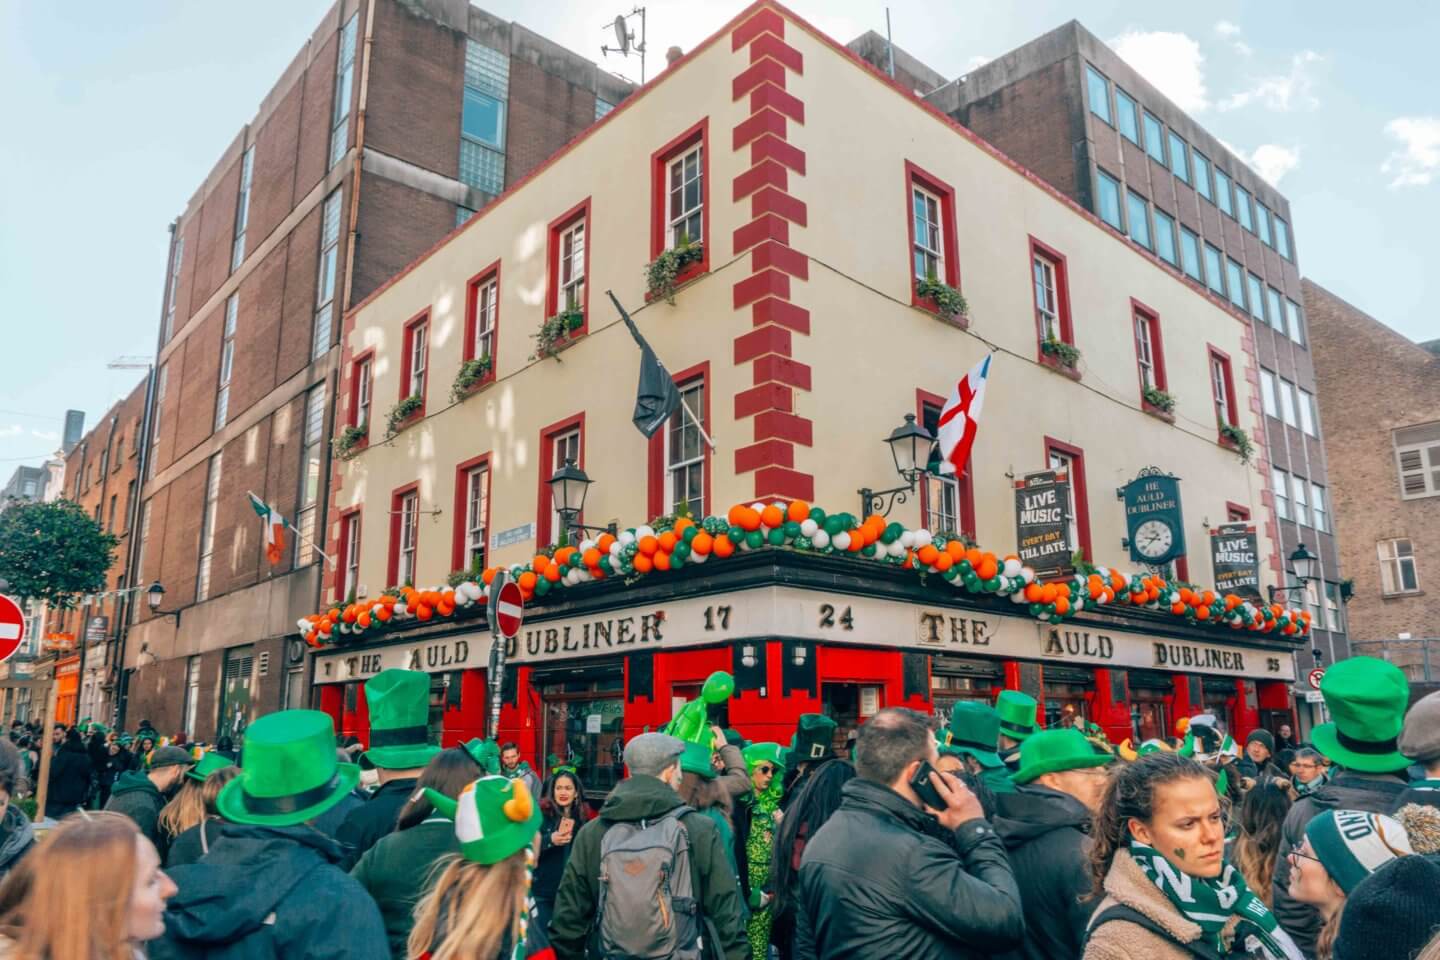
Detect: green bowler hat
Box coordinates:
(216, 710, 360, 827)
(1011, 728, 1113, 784)
(680, 740, 717, 779)
(426, 775, 543, 865)
(942, 701, 1004, 769)
(362, 669, 442, 770)
(187, 751, 236, 783)
(462, 737, 501, 775)
(996, 690, 1040, 742)
(788, 713, 837, 767)
(1312, 656, 1411, 773)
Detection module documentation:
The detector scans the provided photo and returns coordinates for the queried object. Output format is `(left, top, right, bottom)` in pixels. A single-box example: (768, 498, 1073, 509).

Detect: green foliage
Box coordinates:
(385, 394, 424, 437)
(915, 275, 968, 320)
(1219, 423, 1255, 463)
(451, 355, 493, 403)
(1041, 336, 1082, 369)
(331, 424, 368, 461)
(0, 498, 119, 610)
(532, 311, 585, 360)
(644, 239, 705, 305)
(1142, 386, 1177, 413)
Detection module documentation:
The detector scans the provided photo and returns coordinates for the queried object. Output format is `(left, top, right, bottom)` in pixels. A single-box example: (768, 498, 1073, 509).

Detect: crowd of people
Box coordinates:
(0, 654, 1435, 960)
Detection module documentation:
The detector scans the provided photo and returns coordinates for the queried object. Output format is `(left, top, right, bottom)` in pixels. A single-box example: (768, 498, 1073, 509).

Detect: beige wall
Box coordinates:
(330, 5, 1273, 604)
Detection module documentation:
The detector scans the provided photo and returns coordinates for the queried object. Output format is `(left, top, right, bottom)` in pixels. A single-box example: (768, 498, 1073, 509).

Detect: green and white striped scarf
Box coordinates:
(1128, 841, 1305, 959)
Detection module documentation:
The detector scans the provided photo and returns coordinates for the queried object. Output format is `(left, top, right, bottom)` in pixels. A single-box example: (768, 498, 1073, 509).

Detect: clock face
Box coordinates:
(1134, 519, 1174, 559)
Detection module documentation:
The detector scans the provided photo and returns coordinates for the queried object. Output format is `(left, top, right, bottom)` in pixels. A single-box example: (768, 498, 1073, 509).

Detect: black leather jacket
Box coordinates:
(795, 778, 1024, 960)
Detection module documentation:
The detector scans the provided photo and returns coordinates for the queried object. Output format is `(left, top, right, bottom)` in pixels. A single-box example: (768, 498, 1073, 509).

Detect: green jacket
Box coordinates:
(550, 775, 749, 960)
(351, 818, 459, 960)
(104, 770, 164, 847)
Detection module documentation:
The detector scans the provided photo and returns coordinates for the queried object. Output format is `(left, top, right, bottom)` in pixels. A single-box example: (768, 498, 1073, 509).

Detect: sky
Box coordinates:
(2, 0, 1436, 476)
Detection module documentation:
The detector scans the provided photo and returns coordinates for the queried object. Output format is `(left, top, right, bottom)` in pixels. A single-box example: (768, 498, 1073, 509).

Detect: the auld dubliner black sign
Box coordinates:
(1210, 523, 1261, 599)
(1014, 471, 1073, 577)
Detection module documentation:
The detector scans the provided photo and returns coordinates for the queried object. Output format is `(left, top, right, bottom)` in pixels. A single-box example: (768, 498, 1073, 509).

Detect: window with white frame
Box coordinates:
(1297, 388, 1317, 437)
(667, 144, 703, 249)
(196, 452, 223, 602)
(1311, 482, 1328, 532)
(665, 381, 706, 516)
(1285, 299, 1305, 345)
(131, 499, 151, 623)
(559, 220, 586, 313)
(1272, 467, 1290, 520)
(313, 190, 342, 359)
(294, 385, 326, 566)
(1291, 475, 1309, 526)
(1033, 255, 1060, 341)
(231, 145, 254, 272)
(183, 655, 201, 740)
(215, 294, 238, 431)
(407, 321, 428, 399)
(164, 236, 184, 343)
(1047, 449, 1081, 556)
(1394, 422, 1440, 500)
(1260, 369, 1278, 418)
(912, 185, 944, 282)
(922, 406, 961, 533)
(1134, 311, 1158, 390)
(1211, 355, 1234, 426)
(549, 429, 581, 538)
(1278, 377, 1297, 427)
(1324, 582, 1344, 632)
(473, 277, 497, 363)
(342, 513, 361, 601)
(397, 491, 419, 586)
(464, 464, 490, 572)
(1378, 538, 1419, 594)
(355, 357, 372, 431)
(330, 14, 358, 168)
(1305, 580, 1324, 626)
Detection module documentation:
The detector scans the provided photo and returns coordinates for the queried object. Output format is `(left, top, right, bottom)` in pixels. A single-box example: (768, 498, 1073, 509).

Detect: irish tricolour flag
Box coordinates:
(248, 493, 288, 565)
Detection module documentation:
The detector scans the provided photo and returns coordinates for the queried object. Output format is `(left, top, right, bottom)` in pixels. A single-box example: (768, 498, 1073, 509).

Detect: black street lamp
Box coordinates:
(546, 459, 616, 544)
(858, 413, 934, 518)
(1267, 543, 1319, 603)
(145, 581, 181, 626)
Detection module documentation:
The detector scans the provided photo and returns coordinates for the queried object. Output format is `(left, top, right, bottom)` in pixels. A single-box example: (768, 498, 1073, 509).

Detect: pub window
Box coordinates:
(665, 379, 706, 517)
(921, 402, 972, 537)
(1378, 538, 1419, 594)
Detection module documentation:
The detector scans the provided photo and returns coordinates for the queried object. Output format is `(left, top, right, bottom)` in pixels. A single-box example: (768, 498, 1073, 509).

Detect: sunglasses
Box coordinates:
(754, 764, 776, 775)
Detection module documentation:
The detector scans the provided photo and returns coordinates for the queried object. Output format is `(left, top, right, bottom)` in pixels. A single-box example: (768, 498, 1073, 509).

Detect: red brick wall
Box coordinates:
(956, 60, 1080, 204)
(351, 175, 455, 304)
(156, 460, 208, 610)
(189, 158, 242, 311)
(172, 306, 224, 461)
(364, 0, 464, 177)
(505, 58, 599, 185)
(294, 30, 340, 200)
(247, 78, 304, 247)
(229, 240, 290, 416)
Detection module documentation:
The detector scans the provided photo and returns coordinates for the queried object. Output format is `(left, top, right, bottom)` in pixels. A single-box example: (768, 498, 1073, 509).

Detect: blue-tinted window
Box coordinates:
(1128, 191, 1152, 249)
(1086, 65, 1111, 124)
(1180, 227, 1202, 280)
(1274, 217, 1291, 259)
(1247, 273, 1265, 321)
(1215, 168, 1234, 216)
(1257, 204, 1273, 246)
(1204, 244, 1224, 295)
(1143, 112, 1165, 164)
(1115, 88, 1139, 144)
(1235, 185, 1254, 231)
(1226, 259, 1245, 309)
(1168, 132, 1189, 183)
(462, 88, 505, 149)
(1286, 299, 1306, 346)
(1096, 169, 1123, 230)
(1153, 208, 1177, 265)
(1266, 287, 1284, 329)
(1193, 152, 1213, 201)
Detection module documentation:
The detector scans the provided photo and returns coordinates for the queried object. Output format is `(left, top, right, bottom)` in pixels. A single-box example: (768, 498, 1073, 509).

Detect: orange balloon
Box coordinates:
(654, 551, 672, 572)
(415, 604, 434, 621)
(977, 557, 998, 581)
(737, 507, 762, 532)
(544, 565, 562, 583)
(673, 517, 693, 534)
(658, 531, 678, 553)
(638, 536, 659, 556)
(917, 545, 940, 566)
(935, 554, 953, 572)
(1025, 583, 1044, 602)
(482, 569, 496, 585)
(965, 548, 983, 568)
(375, 605, 392, 621)
(1171, 602, 1186, 615)
(583, 548, 601, 568)
(727, 504, 750, 527)
(712, 534, 735, 558)
(848, 534, 865, 552)
(946, 540, 966, 561)
(787, 500, 810, 522)
(1195, 606, 1210, 620)
(533, 555, 551, 575)
(1040, 584, 1058, 604)
(691, 531, 713, 555)
(761, 505, 784, 529)
(597, 533, 616, 553)
(518, 571, 537, 591)
(1054, 596, 1070, 615)
(633, 553, 654, 574)
(1201, 590, 1215, 606)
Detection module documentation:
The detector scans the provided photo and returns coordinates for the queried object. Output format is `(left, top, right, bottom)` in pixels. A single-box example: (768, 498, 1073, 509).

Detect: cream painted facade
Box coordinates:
(327, 3, 1275, 607)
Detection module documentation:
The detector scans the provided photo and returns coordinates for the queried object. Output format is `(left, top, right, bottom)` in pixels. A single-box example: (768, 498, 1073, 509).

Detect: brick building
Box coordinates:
(849, 20, 1348, 711)
(123, 0, 630, 741)
(1305, 279, 1440, 680)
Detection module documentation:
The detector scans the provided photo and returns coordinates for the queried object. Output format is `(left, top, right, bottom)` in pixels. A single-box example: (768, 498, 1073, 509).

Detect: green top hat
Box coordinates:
(216, 710, 360, 827)
(187, 751, 236, 783)
(462, 738, 501, 775)
(426, 775, 543, 865)
(743, 741, 786, 773)
(1011, 729, 1113, 784)
(996, 690, 1040, 742)
(362, 669, 442, 770)
(1311, 656, 1411, 773)
(788, 713, 837, 766)
(941, 702, 1004, 769)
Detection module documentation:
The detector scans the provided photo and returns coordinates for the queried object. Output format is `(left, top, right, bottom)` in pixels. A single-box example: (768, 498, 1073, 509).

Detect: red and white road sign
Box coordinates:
(0, 596, 26, 664)
(493, 581, 525, 639)
(1307, 668, 1325, 690)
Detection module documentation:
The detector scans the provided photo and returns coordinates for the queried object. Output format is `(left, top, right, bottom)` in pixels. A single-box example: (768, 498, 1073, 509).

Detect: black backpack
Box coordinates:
(1084, 904, 1227, 960)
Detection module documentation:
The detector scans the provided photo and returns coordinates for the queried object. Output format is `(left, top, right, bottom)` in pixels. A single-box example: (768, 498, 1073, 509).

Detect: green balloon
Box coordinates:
(681, 525, 697, 543)
(599, 556, 613, 574)
(823, 516, 845, 536)
(670, 554, 684, 569)
(535, 579, 551, 596)
(809, 507, 827, 526)
(943, 566, 958, 580)
(783, 520, 801, 538)
(768, 527, 786, 546)
(746, 530, 765, 548)
(882, 522, 903, 544)
(963, 574, 979, 590)
(673, 541, 691, 559)
(728, 525, 745, 542)
(958, 560, 973, 576)
(1028, 602, 1044, 617)
(862, 544, 876, 557)
(795, 536, 813, 550)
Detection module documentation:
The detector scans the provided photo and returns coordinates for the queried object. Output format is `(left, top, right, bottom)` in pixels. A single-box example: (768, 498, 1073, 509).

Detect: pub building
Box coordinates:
(306, 2, 1304, 786)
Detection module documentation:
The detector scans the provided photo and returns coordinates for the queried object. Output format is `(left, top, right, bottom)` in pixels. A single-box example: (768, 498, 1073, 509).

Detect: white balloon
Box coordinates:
(900, 530, 916, 549)
(1022, 567, 1036, 584)
(800, 518, 818, 537)
(610, 542, 623, 558)
(690, 551, 707, 564)
(1003, 558, 1022, 578)
(635, 526, 655, 541)
(833, 531, 851, 551)
(297, 618, 310, 633)
(887, 540, 907, 558)
(580, 539, 596, 553)
(618, 530, 636, 547)
(913, 529, 933, 548)
(394, 602, 408, 617)
(813, 530, 831, 549)
(751, 502, 766, 513)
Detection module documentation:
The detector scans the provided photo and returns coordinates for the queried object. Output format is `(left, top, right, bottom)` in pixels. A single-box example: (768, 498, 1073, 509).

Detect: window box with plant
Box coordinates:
(451, 355, 493, 402)
(645, 236, 705, 305)
(332, 424, 368, 461)
(1040, 336, 1082, 375)
(385, 394, 424, 437)
(532, 310, 585, 361)
(914, 270, 968, 325)
(1218, 423, 1254, 463)
(1142, 386, 1176, 420)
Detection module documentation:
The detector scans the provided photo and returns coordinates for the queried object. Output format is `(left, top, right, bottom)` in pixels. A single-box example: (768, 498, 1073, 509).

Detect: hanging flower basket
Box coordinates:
(451, 355, 493, 402)
(645, 240, 705, 305)
(1218, 423, 1254, 463)
(385, 394, 424, 437)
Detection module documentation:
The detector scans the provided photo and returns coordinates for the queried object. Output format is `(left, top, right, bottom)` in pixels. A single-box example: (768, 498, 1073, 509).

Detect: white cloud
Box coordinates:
(1218, 51, 1323, 112)
(1381, 116, 1440, 188)
(0, 425, 21, 438)
(1110, 30, 1209, 112)
(29, 429, 58, 442)
(1221, 140, 1301, 186)
(1213, 20, 1252, 56)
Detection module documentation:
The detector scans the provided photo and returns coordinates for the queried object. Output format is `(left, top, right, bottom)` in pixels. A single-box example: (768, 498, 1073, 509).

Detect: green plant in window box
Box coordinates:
(451, 355, 493, 403)
(1041, 336, 1082, 369)
(1142, 386, 1176, 413)
(331, 424, 368, 461)
(914, 269, 968, 321)
(385, 394, 424, 438)
(645, 237, 705, 305)
(533, 311, 585, 360)
(1218, 423, 1254, 463)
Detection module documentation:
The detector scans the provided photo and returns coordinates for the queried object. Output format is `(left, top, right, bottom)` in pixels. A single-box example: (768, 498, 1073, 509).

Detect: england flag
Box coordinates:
(936, 354, 992, 476)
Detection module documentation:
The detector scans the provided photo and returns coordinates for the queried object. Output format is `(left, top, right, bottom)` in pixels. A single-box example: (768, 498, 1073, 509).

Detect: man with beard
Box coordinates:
(105, 745, 193, 847)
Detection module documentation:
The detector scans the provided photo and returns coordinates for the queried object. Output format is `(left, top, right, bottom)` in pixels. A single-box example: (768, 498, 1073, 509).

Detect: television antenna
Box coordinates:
(107, 356, 153, 370)
(600, 6, 647, 83)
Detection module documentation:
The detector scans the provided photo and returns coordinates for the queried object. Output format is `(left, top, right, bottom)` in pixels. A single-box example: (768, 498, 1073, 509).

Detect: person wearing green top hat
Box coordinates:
(940, 700, 1016, 796)
(336, 668, 442, 867)
(150, 709, 389, 960)
(782, 712, 838, 808)
(993, 729, 1111, 959)
(156, 752, 238, 861)
(740, 742, 785, 960)
(1271, 656, 1414, 957)
(995, 690, 1039, 772)
(163, 755, 243, 868)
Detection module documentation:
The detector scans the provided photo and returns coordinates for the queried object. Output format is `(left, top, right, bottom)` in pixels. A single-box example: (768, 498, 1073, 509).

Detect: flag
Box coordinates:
(248, 492, 288, 565)
(935, 354, 992, 476)
(607, 291, 682, 439)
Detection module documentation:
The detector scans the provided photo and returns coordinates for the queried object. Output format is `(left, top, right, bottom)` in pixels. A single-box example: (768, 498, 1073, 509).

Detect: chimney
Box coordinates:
(666, 46, 683, 67)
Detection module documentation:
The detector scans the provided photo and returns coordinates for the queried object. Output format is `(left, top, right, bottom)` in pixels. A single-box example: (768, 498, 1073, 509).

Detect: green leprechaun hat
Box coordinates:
(187, 750, 236, 783)
(996, 690, 1040, 742)
(462, 738, 502, 775)
(362, 668, 442, 769)
(664, 670, 736, 780)
(1011, 728, 1113, 784)
(216, 709, 360, 827)
(941, 701, 1004, 769)
(788, 713, 838, 767)
(1311, 656, 1411, 774)
(426, 775, 543, 865)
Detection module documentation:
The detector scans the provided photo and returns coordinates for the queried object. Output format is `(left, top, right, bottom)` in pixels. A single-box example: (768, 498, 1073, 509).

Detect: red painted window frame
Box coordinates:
(1226, 502, 1251, 523)
(904, 160, 961, 306)
(647, 362, 712, 519)
(1208, 345, 1239, 431)
(348, 347, 375, 445)
(536, 413, 586, 547)
(336, 506, 361, 600)
(451, 453, 493, 574)
(1131, 298, 1168, 410)
(916, 388, 976, 540)
(546, 199, 592, 337)
(398, 308, 430, 414)
(1029, 236, 1075, 364)
(462, 259, 501, 386)
(1044, 436, 1092, 561)
(386, 480, 420, 587)
(650, 119, 710, 290)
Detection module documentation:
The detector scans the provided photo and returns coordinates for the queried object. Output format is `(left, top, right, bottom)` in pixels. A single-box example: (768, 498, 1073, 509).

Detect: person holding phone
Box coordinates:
(535, 769, 590, 934)
(794, 707, 1023, 960)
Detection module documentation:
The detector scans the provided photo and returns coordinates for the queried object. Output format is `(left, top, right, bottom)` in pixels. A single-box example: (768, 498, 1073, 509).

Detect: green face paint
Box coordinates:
(1173, 847, 1187, 860)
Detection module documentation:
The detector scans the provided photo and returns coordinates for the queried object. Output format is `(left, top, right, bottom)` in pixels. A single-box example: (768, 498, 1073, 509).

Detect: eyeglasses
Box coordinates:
(1288, 848, 1322, 866)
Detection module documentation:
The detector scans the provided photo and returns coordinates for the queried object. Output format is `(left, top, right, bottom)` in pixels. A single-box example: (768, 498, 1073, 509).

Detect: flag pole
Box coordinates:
(245, 490, 337, 570)
(678, 392, 717, 453)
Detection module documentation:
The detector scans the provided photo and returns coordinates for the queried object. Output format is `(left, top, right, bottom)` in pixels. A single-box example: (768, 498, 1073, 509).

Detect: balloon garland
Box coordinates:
(298, 500, 1312, 647)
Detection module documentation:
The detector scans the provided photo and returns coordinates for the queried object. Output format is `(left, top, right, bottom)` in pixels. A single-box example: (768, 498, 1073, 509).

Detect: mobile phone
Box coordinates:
(909, 760, 947, 810)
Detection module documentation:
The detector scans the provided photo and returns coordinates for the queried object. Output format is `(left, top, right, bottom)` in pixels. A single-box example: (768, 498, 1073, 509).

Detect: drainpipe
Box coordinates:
(340, 0, 377, 316)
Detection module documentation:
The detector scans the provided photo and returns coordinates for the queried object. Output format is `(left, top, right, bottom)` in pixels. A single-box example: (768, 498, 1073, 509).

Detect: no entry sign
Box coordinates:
(0, 596, 26, 664)
(493, 581, 524, 639)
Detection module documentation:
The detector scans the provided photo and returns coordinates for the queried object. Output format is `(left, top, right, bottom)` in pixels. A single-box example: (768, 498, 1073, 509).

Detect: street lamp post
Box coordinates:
(145, 581, 181, 627)
(858, 413, 934, 518)
(546, 459, 616, 544)
(1267, 543, 1319, 604)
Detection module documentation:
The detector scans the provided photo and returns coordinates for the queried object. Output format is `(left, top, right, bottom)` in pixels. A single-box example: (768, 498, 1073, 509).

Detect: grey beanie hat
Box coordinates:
(1399, 690, 1440, 764)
